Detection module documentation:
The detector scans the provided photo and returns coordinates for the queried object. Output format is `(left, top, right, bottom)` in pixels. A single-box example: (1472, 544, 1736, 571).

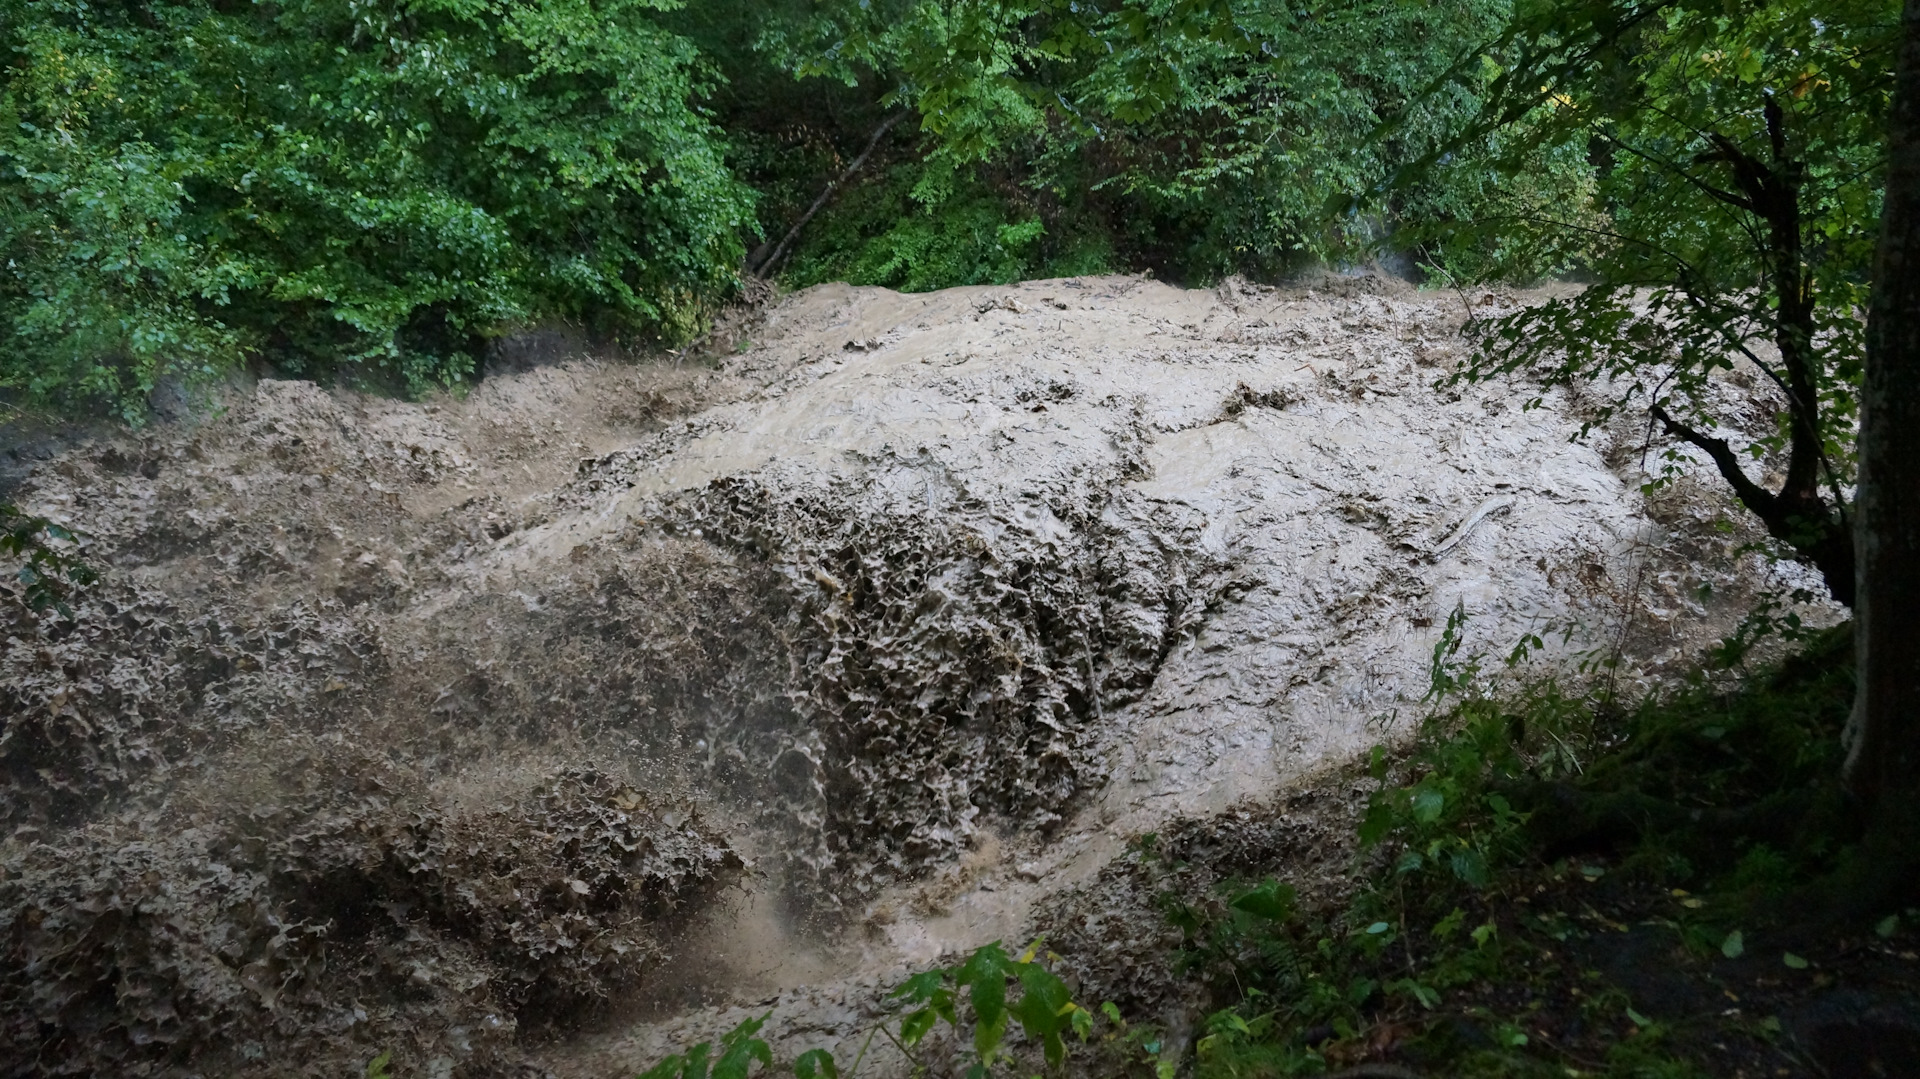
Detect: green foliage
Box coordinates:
(637, 1015, 775, 1079)
(791, 1048, 840, 1079)
(1, 0, 752, 414)
(890, 938, 1094, 1075)
(0, 0, 1650, 412)
(755, 0, 1595, 287)
(1165, 621, 1864, 1078)
(1426, 0, 1897, 601)
(0, 503, 96, 615)
(632, 941, 1101, 1079)
(19, 0, 1885, 429)
(782, 163, 1111, 291)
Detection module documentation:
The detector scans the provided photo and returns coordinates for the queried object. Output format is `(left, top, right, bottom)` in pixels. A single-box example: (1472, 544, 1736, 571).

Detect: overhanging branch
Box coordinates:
(1649, 403, 1780, 520)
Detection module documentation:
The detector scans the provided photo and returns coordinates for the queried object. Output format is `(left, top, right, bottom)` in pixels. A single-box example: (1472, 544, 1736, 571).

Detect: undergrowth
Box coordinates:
(1168, 622, 1896, 1079)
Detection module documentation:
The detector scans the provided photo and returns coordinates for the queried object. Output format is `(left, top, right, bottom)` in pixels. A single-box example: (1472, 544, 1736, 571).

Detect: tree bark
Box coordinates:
(1651, 404, 1855, 606)
(1688, 105, 1854, 607)
(1845, 0, 1920, 855)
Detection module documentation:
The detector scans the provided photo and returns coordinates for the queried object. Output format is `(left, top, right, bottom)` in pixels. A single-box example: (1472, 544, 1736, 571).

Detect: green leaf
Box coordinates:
(1041, 1028, 1067, 1068)
(1782, 952, 1809, 970)
(681, 1043, 713, 1079)
(1346, 977, 1377, 1005)
(1009, 966, 1071, 1033)
(1626, 1007, 1652, 1027)
(955, 942, 1012, 1058)
(891, 969, 945, 1003)
(1450, 849, 1490, 888)
(1412, 786, 1446, 823)
(899, 1007, 937, 1048)
(1876, 915, 1900, 939)
(793, 1049, 838, 1079)
(1387, 977, 1440, 1009)
(1228, 879, 1297, 923)
(1008, 963, 1075, 1067)
(711, 1015, 771, 1079)
(1721, 930, 1745, 959)
(638, 1052, 690, 1079)
(930, 986, 958, 1028)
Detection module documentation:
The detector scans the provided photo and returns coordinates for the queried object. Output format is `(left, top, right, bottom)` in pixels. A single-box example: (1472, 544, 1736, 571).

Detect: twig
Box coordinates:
(845, 1026, 877, 1078)
(877, 1018, 925, 1071)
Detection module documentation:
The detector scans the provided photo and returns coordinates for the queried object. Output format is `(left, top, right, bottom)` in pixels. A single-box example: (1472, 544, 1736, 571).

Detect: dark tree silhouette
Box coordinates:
(1846, 0, 1920, 894)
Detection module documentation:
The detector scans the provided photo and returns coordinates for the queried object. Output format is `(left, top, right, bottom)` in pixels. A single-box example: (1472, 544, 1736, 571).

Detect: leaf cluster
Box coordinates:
(891, 938, 1094, 1074)
(639, 1015, 780, 1079)
(0, 502, 95, 615)
(1, 0, 754, 414)
(751, 0, 1596, 287)
(635, 939, 1108, 1079)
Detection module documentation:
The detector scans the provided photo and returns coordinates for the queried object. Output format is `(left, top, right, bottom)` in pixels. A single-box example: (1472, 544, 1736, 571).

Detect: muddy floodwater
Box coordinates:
(0, 274, 1823, 1077)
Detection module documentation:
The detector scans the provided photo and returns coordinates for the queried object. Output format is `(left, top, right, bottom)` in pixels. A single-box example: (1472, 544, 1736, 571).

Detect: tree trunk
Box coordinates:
(1843, 0, 1920, 897)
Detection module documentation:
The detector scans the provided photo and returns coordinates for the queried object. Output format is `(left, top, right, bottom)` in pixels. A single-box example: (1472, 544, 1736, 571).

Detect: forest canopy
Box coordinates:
(0, 0, 1891, 417)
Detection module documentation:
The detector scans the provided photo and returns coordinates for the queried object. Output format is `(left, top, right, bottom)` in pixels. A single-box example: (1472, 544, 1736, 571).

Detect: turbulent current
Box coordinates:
(0, 275, 1813, 1077)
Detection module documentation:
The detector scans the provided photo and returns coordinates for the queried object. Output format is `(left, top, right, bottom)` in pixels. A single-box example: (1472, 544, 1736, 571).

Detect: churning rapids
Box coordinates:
(0, 274, 1821, 1077)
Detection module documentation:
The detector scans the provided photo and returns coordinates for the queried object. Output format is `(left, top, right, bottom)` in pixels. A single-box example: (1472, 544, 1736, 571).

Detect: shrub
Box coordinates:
(0, 0, 753, 416)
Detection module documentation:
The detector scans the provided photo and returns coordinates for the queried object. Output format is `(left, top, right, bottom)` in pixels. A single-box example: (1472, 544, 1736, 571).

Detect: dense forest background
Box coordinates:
(8, 0, 1894, 623)
(3, 0, 1768, 416)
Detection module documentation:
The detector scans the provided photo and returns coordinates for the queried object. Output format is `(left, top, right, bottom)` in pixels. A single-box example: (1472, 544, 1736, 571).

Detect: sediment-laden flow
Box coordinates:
(0, 275, 1801, 1076)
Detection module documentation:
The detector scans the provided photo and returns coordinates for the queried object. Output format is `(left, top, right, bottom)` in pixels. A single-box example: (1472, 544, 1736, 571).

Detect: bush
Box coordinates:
(0, 0, 753, 416)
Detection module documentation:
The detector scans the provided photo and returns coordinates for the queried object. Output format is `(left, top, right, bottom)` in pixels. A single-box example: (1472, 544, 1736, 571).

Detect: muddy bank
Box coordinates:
(0, 275, 1820, 1075)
